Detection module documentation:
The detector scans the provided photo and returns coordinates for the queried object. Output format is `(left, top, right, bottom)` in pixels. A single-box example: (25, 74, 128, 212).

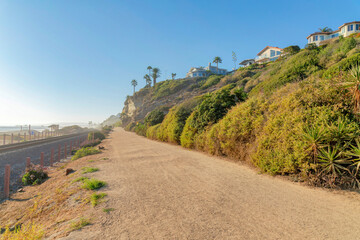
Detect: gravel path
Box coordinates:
(64, 128, 360, 240)
(0, 133, 88, 192)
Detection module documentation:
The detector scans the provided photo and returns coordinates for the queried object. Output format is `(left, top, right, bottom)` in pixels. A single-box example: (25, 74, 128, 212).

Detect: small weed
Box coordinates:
(102, 208, 115, 213)
(82, 167, 99, 174)
(22, 165, 48, 186)
(100, 157, 109, 160)
(72, 177, 88, 183)
(70, 218, 90, 231)
(90, 193, 107, 207)
(82, 178, 106, 190)
(88, 160, 95, 163)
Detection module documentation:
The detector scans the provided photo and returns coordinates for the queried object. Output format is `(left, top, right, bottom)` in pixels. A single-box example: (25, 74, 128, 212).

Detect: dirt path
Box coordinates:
(65, 128, 360, 239)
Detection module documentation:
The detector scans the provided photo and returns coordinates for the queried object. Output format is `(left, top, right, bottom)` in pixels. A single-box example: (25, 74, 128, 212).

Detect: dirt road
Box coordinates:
(66, 128, 360, 239)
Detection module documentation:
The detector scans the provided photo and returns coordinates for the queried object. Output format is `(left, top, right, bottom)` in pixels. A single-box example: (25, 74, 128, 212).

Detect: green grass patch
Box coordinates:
(90, 193, 107, 207)
(72, 176, 88, 183)
(82, 178, 106, 190)
(70, 218, 91, 231)
(82, 167, 99, 174)
(102, 208, 115, 213)
(71, 147, 101, 161)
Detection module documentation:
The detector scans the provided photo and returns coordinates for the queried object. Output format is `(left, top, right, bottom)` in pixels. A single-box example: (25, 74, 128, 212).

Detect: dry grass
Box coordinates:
(0, 144, 111, 239)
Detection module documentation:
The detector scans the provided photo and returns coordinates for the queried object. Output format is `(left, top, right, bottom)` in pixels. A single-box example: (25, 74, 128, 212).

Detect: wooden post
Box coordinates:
(58, 144, 61, 162)
(4, 165, 10, 199)
(11, 133, 13, 144)
(42, 131, 43, 139)
(64, 143, 67, 159)
(50, 149, 54, 166)
(18, 133, 20, 143)
(26, 157, 31, 168)
(40, 152, 44, 168)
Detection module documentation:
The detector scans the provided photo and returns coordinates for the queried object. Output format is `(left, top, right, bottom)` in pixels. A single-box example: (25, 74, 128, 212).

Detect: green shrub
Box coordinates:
(82, 178, 106, 190)
(81, 139, 101, 148)
(200, 75, 222, 89)
(72, 176, 88, 183)
(144, 109, 165, 126)
(146, 123, 161, 140)
(88, 131, 105, 141)
(180, 88, 241, 148)
(157, 98, 200, 144)
(134, 122, 147, 136)
(125, 122, 136, 131)
(283, 45, 300, 55)
(72, 147, 101, 161)
(22, 166, 48, 186)
(340, 37, 357, 54)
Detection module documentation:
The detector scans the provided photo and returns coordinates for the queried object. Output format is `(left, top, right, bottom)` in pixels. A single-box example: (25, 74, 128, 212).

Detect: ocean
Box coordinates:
(0, 125, 49, 133)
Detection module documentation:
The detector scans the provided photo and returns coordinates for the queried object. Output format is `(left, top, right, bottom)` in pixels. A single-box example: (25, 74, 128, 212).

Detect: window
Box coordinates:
(348, 24, 354, 31)
(356, 24, 360, 31)
(313, 35, 318, 41)
(320, 35, 324, 41)
(270, 50, 275, 57)
(276, 51, 281, 55)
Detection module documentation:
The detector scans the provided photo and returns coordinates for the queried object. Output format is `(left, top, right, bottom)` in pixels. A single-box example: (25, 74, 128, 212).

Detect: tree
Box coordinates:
(213, 56, 222, 74)
(144, 74, 151, 87)
(147, 66, 152, 76)
(318, 27, 333, 32)
(171, 73, 176, 80)
(232, 51, 237, 70)
(131, 79, 138, 94)
(152, 67, 160, 86)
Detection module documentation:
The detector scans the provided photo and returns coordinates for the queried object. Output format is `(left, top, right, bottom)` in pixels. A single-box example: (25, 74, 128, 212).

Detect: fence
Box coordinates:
(2, 134, 95, 199)
(0, 131, 61, 146)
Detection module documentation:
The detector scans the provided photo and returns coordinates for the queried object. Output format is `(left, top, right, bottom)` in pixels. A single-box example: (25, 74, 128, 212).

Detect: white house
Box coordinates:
(239, 59, 255, 67)
(307, 21, 360, 46)
(255, 46, 283, 63)
(186, 63, 227, 78)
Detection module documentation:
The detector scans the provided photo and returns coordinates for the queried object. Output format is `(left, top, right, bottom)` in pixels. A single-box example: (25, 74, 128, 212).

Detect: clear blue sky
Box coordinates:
(0, 0, 359, 125)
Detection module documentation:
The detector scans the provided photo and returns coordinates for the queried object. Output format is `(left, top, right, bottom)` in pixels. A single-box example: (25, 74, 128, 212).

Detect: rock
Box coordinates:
(98, 146, 105, 150)
(65, 168, 74, 176)
(17, 188, 24, 193)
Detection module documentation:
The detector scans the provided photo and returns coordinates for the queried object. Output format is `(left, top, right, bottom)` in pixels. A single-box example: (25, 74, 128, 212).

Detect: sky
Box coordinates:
(0, 0, 359, 125)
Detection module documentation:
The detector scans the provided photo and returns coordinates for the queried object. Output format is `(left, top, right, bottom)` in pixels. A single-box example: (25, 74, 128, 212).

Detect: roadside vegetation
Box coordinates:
(124, 35, 360, 189)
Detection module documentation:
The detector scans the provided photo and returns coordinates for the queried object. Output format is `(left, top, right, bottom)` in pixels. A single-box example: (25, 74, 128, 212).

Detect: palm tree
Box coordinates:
(131, 79, 138, 94)
(318, 27, 333, 32)
(171, 73, 176, 80)
(147, 66, 152, 76)
(144, 74, 151, 87)
(152, 67, 160, 86)
(213, 56, 222, 74)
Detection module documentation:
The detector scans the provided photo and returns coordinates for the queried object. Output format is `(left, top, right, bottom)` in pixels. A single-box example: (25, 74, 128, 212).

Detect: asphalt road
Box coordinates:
(0, 133, 88, 192)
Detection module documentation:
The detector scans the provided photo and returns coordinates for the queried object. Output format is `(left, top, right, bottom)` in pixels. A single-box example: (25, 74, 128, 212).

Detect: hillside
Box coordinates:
(120, 35, 360, 189)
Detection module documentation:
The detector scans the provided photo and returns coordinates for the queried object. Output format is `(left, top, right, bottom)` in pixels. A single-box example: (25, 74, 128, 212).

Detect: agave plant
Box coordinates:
(346, 139, 360, 176)
(342, 64, 360, 113)
(326, 117, 358, 145)
(318, 146, 352, 176)
(302, 125, 326, 163)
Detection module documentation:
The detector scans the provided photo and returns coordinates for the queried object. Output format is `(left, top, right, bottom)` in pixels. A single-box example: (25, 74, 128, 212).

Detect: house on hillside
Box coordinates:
(186, 63, 228, 78)
(239, 59, 255, 67)
(255, 46, 283, 63)
(307, 21, 360, 46)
